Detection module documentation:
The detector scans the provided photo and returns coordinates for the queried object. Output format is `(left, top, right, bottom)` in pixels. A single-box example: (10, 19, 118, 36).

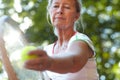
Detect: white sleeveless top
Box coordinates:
(44, 32, 99, 80)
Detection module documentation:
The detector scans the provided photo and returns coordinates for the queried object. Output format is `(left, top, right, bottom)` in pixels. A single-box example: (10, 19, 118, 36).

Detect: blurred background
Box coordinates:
(0, 0, 120, 80)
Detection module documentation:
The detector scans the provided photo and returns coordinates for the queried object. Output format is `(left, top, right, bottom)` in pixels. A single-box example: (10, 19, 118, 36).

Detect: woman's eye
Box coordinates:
(65, 7, 70, 9)
(64, 6, 70, 9)
(53, 5, 59, 8)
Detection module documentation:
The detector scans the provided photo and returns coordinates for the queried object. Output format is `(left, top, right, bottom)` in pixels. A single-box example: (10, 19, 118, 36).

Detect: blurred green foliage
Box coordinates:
(0, 0, 120, 80)
(0, 60, 3, 73)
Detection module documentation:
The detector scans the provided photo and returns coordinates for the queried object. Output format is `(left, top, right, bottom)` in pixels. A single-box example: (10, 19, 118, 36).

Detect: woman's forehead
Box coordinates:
(52, 0, 75, 5)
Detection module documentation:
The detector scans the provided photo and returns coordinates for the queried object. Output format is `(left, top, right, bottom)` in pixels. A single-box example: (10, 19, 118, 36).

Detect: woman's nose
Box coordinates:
(57, 7, 63, 14)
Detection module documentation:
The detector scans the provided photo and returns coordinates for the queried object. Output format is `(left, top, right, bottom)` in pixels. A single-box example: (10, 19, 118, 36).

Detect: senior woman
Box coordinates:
(24, 0, 99, 80)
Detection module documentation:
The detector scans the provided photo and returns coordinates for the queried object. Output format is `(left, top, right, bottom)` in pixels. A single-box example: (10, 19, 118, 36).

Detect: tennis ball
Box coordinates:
(21, 46, 38, 62)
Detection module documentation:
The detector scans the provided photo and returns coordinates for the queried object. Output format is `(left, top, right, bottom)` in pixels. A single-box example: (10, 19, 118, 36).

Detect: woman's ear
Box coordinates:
(74, 13, 80, 22)
(75, 13, 80, 20)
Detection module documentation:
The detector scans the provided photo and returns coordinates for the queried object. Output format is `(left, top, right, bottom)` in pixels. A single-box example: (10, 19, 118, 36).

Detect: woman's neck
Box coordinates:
(54, 28, 76, 47)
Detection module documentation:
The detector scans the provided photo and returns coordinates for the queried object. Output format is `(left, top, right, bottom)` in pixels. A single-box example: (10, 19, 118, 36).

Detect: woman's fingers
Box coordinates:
(28, 49, 47, 57)
(24, 57, 52, 71)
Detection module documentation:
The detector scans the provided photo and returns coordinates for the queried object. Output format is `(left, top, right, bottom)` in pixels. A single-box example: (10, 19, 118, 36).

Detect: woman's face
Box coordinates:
(49, 0, 80, 29)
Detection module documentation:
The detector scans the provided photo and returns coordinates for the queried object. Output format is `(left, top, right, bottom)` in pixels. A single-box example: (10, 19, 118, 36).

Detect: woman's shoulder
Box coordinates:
(74, 32, 90, 40)
(69, 32, 91, 43)
(69, 32, 96, 57)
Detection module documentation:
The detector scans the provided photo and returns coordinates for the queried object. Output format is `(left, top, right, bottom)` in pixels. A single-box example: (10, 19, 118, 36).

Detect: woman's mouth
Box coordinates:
(55, 17, 65, 20)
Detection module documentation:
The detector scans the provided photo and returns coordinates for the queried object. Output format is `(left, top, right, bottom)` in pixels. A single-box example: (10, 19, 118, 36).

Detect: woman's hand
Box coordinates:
(24, 49, 52, 71)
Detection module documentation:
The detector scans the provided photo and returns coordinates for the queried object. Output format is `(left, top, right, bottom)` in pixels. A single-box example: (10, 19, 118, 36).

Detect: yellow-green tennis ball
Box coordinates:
(21, 46, 38, 62)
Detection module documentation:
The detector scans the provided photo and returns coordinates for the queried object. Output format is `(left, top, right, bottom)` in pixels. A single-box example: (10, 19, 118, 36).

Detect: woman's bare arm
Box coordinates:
(24, 40, 94, 73)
